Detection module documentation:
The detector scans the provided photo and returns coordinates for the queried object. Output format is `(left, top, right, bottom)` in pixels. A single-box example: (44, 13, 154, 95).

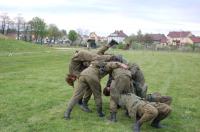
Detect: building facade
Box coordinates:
(107, 30, 128, 43)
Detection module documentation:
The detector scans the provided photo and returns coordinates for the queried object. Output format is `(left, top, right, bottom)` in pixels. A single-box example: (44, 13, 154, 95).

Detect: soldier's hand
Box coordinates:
(120, 63, 128, 69)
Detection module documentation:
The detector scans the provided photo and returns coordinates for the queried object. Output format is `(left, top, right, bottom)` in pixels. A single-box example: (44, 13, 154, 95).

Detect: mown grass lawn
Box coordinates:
(0, 39, 200, 132)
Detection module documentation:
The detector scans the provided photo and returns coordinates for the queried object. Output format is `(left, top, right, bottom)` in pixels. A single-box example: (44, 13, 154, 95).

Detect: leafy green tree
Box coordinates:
(47, 24, 59, 43)
(68, 30, 78, 45)
(143, 34, 153, 48)
(136, 29, 143, 43)
(125, 34, 138, 49)
(31, 17, 47, 44)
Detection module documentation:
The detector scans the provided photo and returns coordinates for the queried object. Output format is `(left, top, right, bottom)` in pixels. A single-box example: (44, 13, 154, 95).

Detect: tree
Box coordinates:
(60, 29, 67, 36)
(47, 24, 59, 43)
(28, 20, 34, 41)
(15, 14, 24, 40)
(22, 22, 32, 41)
(125, 34, 137, 44)
(7, 20, 15, 34)
(31, 17, 47, 44)
(68, 30, 78, 45)
(0, 13, 10, 34)
(125, 34, 141, 49)
(136, 29, 143, 43)
(143, 34, 153, 48)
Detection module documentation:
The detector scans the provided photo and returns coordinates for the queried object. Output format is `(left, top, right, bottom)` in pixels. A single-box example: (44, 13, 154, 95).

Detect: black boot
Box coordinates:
(151, 111, 170, 129)
(109, 112, 117, 122)
(109, 39, 118, 47)
(97, 106, 105, 117)
(80, 100, 92, 113)
(151, 119, 165, 128)
(133, 121, 141, 132)
(64, 108, 72, 120)
(125, 109, 130, 118)
(78, 98, 83, 106)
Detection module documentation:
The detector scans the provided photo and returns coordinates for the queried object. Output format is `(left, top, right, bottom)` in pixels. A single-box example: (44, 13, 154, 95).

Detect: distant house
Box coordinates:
(98, 36, 107, 43)
(189, 36, 200, 47)
(107, 30, 128, 43)
(88, 32, 99, 48)
(89, 32, 99, 42)
(167, 31, 193, 46)
(148, 34, 167, 45)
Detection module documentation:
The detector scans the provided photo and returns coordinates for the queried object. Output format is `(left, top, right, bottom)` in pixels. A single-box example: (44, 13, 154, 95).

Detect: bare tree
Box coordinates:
(23, 22, 31, 41)
(7, 20, 15, 34)
(28, 20, 34, 41)
(15, 14, 24, 40)
(0, 13, 10, 34)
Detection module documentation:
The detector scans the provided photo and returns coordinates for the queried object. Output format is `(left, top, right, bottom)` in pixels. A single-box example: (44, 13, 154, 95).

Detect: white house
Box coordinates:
(107, 30, 128, 43)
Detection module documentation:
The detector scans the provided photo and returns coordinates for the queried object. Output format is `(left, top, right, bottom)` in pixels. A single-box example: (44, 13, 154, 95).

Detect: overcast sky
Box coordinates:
(0, 0, 200, 36)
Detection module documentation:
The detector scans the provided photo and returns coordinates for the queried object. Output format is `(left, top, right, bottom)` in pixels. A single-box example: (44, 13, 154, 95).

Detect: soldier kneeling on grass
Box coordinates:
(103, 88, 171, 132)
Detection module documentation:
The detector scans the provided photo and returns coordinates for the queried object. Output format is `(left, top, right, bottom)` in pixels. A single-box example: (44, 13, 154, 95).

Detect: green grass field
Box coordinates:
(0, 39, 200, 132)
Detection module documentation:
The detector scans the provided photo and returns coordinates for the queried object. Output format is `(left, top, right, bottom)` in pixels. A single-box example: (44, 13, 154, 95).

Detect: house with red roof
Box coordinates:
(189, 36, 200, 46)
(167, 31, 193, 46)
(107, 30, 128, 43)
(148, 34, 167, 45)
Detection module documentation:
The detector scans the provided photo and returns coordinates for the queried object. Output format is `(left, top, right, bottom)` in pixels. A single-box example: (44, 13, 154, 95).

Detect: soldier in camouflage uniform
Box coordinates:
(103, 64, 171, 131)
(119, 93, 171, 132)
(104, 79, 171, 132)
(105, 61, 172, 105)
(129, 63, 172, 105)
(64, 61, 128, 119)
(107, 67, 133, 121)
(66, 40, 118, 112)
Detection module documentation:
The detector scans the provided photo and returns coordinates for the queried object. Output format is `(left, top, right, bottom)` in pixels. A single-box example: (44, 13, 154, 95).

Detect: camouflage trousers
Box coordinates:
(67, 75, 102, 111)
(137, 102, 171, 124)
(117, 93, 171, 124)
(109, 75, 133, 113)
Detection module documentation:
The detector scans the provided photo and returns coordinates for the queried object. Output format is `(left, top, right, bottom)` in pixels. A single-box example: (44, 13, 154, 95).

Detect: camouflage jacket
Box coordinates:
(80, 61, 124, 80)
(119, 93, 145, 119)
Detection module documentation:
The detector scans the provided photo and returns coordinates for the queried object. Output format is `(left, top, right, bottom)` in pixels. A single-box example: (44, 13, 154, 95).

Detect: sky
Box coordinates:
(0, 0, 200, 36)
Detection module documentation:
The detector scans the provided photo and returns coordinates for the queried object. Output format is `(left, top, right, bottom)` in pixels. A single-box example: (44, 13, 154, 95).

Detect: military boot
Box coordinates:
(108, 112, 117, 122)
(80, 99, 92, 113)
(133, 121, 141, 132)
(109, 39, 118, 47)
(151, 115, 166, 128)
(151, 119, 165, 128)
(78, 98, 83, 106)
(64, 108, 72, 120)
(97, 106, 105, 117)
(125, 109, 130, 118)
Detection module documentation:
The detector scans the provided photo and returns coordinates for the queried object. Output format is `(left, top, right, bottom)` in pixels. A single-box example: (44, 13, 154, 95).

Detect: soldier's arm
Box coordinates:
(96, 40, 118, 55)
(104, 62, 128, 72)
(96, 45, 109, 55)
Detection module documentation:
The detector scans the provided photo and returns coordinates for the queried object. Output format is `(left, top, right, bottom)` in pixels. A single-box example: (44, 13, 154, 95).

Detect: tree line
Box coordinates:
(0, 13, 81, 44)
(125, 30, 154, 49)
